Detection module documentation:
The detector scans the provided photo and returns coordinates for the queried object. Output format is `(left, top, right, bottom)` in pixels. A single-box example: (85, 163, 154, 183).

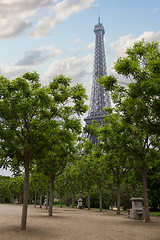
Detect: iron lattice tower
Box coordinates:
(84, 18, 111, 144)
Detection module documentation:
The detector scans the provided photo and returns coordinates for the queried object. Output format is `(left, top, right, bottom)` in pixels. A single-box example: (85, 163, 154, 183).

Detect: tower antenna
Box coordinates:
(98, 10, 100, 23)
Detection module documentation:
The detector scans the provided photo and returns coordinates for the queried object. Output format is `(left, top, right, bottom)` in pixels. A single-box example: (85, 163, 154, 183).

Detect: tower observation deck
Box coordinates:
(84, 18, 111, 144)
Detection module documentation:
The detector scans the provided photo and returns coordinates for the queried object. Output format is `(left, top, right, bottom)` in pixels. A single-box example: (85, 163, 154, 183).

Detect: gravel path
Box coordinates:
(0, 204, 160, 240)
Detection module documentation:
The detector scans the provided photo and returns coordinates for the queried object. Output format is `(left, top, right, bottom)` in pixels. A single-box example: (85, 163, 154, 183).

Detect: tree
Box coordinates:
(75, 153, 94, 210)
(9, 175, 24, 204)
(147, 159, 160, 210)
(63, 162, 80, 208)
(55, 173, 67, 208)
(0, 175, 10, 203)
(99, 40, 160, 222)
(0, 72, 51, 229)
(16, 175, 24, 204)
(80, 139, 109, 212)
(34, 75, 88, 216)
(99, 111, 133, 214)
(0, 72, 88, 229)
(30, 167, 47, 208)
(40, 141, 76, 215)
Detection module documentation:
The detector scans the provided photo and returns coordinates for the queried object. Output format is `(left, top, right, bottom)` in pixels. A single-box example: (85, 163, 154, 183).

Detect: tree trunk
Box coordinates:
(12, 194, 14, 204)
(21, 160, 30, 230)
(117, 181, 121, 215)
(19, 193, 22, 205)
(88, 191, 90, 210)
(142, 168, 150, 222)
(49, 178, 54, 216)
(34, 189, 37, 208)
(60, 197, 63, 208)
(99, 187, 102, 212)
(71, 191, 74, 208)
(46, 181, 49, 210)
(40, 189, 42, 208)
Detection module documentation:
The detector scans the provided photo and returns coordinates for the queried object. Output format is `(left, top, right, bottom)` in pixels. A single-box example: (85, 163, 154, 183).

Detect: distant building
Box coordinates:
(84, 18, 111, 144)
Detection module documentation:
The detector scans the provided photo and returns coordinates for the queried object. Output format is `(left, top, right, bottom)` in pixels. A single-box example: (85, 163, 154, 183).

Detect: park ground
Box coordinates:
(0, 204, 160, 240)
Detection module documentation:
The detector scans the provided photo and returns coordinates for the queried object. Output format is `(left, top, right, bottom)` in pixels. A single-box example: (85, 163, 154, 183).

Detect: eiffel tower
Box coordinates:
(84, 17, 111, 144)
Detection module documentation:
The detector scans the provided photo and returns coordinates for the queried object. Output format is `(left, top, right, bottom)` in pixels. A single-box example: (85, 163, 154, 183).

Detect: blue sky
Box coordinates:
(0, 0, 160, 176)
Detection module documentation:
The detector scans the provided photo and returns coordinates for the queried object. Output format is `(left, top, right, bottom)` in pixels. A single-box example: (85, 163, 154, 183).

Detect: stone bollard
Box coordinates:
(77, 198, 83, 209)
(130, 197, 145, 220)
(44, 195, 47, 206)
(77, 191, 83, 209)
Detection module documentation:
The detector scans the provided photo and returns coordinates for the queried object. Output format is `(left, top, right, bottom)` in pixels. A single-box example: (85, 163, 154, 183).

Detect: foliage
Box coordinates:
(147, 160, 160, 210)
(0, 175, 24, 203)
(0, 72, 88, 228)
(99, 111, 134, 214)
(98, 40, 160, 222)
(35, 75, 88, 215)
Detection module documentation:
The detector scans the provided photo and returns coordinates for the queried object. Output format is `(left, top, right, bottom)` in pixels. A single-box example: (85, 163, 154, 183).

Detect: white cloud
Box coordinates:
(67, 47, 73, 52)
(31, 0, 96, 37)
(92, 4, 99, 8)
(107, 65, 129, 86)
(0, 0, 96, 38)
(85, 42, 95, 51)
(153, 7, 160, 13)
(138, 31, 160, 42)
(15, 46, 61, 66)
(39, 45, 55, 51)
(53, 0, 96, 17)
(30, 16, 57, 37)
(74, 38, 80, 43)
(108, 34, 133, 57)
(0, 65, 31, 79)
(0, 44, 62, 78)
(42, 54, 93, 95)
(0, 0, 56, 38)
(107, 31, 160, 87)
(108, 30, 160, 58)
(0, 19, 32, 38)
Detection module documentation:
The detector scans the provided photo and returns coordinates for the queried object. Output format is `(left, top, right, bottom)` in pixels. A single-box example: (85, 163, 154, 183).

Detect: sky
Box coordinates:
(0, 0, 160, 176)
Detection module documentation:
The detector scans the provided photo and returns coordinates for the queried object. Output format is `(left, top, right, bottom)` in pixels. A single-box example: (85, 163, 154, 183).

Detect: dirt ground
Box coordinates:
(0, 204, 160, 240)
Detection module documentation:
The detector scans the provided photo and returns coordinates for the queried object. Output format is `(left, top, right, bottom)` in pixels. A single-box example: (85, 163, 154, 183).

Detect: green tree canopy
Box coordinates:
(0, 72, 88, 229)
(99, 40, 160, 222)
